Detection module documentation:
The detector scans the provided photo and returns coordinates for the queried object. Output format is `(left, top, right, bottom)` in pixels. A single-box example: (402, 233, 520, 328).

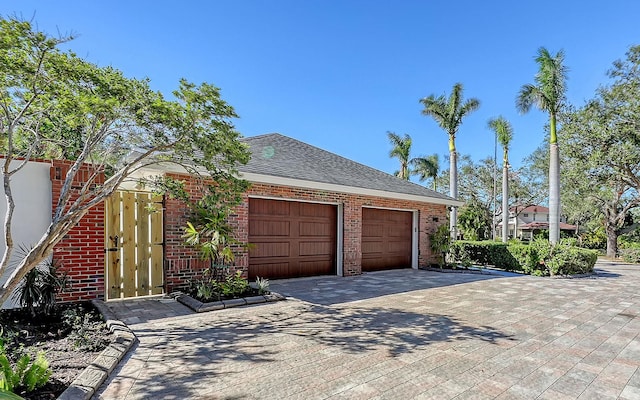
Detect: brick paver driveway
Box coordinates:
(96, 261, 640, 399)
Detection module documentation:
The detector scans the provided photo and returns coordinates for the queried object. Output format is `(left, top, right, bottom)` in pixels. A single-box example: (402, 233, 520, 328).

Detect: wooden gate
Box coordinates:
(105, 191, 164, 300)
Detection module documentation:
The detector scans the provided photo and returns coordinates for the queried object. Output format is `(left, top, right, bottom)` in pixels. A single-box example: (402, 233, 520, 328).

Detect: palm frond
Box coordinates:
(518, 47, 568, 115)
(487, 116, 514, 154)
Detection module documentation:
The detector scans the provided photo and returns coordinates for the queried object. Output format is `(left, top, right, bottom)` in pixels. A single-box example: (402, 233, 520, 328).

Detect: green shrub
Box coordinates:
(429, 225, 450, 267)
(449, 240, 597, 276)
(450, 241, 519, 270)
(506, 244, 538, 274)
(61, 307, 110, 352)
(11, 254, 67, 317)
(548, 246, 598, 275)
(620, 248, 640, 263)
(526, 239, 597, 276)
(220, 271, 249, 298)
(0, 337, 51, 395)
(255, 277, 270, 295)
(579, 228, 607, 250)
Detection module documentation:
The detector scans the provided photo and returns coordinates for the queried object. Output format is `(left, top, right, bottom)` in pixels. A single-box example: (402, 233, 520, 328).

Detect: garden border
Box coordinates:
(57, 300, 137, 400)
(176, 292, 286, 313)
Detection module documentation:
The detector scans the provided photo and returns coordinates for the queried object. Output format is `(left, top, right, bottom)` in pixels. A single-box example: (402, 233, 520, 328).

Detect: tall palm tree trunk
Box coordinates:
(549, 142, 560, 244)
(449, 147, 457, 240)
(502, 164, 509, 242)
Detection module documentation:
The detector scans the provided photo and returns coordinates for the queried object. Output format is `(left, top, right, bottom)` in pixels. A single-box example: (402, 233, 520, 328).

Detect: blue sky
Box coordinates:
(4, 1, 640, 181)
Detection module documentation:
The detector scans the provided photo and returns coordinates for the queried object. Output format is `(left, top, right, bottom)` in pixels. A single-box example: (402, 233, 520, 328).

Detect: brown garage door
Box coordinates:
(248, 198, 337, 279)
(362, 208, 412, 272)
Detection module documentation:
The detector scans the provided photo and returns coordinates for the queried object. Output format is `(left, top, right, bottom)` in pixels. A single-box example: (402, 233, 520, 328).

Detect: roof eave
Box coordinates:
(240, 172, 464, 207)
(127, 164, 464, 207)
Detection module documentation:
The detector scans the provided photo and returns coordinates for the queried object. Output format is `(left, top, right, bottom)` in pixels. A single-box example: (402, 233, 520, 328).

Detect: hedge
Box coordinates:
(620, 248, 640, 263)
(449, 240, 598, 276)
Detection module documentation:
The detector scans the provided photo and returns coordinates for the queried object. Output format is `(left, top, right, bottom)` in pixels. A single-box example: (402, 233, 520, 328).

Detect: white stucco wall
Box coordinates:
(0, 160, 52, 308)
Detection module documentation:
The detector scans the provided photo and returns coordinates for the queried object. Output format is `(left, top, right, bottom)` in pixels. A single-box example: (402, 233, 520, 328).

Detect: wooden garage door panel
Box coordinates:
(249, 242, 290, 258)
(299, 241, 333, 256)
(250, 262, 290, 278)
(361, 241, 383, 254)
(299, 202, 333, 217)
(249, 199, 290, 215)
(249, 219, 290, 237)
(362, 208, 412, 272)
(362, 223, 384, 237)
(299, 221, 331, 236)
(249, 199, 337, 279)
(298, 260, 334, 275)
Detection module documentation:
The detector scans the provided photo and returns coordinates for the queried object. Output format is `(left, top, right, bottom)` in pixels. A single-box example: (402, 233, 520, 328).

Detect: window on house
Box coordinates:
(523, 213, 529, 217)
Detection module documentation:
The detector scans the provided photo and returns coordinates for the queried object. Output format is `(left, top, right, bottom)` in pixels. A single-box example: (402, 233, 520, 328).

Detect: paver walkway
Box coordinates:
(95, 261, 640, 399)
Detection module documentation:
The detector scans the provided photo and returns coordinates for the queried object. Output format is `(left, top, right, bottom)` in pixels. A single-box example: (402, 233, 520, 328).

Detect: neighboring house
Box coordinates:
(497, 205, 577, 240)
(37, 133, 461, 303)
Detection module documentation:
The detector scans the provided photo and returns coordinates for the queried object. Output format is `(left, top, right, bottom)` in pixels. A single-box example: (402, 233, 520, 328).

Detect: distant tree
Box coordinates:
(410, 154, 439, 191)
(488, 117, 514, 242)
(457, 198, 491, 241)
(420, 83, 480, 239)
(560, 45, 640, 257)
(387, 131, 412, 180)
(0, 18, 250, 306)
(517, 47, 568, 244)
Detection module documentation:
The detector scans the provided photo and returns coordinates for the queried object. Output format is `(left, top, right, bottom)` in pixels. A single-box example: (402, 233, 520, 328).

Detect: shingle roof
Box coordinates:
(239, 133, 457, 204)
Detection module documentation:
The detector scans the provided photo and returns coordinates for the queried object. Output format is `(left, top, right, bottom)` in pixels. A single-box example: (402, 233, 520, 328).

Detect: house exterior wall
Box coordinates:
(0, 160, 52, 309)
(51, 160, 106, 302)
(162, 173, 448, 292)
(42, 165, 449, 300)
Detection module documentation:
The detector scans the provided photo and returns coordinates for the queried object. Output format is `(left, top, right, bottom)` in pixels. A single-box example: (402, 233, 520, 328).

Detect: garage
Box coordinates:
(361, 207, 413, 272)
(248, 198, 337, 279)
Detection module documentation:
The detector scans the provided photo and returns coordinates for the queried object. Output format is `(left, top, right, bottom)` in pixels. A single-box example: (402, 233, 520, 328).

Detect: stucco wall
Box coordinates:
(0, 160, 52, 308)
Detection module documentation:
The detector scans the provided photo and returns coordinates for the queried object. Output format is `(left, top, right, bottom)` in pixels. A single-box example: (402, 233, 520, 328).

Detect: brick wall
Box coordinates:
(163, 173, 448, 292)
(51, 160, 106, 302)
(163, 173, 210, 293)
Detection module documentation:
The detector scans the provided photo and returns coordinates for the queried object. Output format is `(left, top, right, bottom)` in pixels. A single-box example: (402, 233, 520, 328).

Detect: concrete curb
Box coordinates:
(58, 300, 137, 400)
(177, 292, 286, 313)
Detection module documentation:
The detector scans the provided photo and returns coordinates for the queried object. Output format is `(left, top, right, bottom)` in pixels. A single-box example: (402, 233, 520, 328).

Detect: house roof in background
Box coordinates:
(239, 133, 460, 205)
(520, 205, 549, 213)
(520, 221, 578, 231)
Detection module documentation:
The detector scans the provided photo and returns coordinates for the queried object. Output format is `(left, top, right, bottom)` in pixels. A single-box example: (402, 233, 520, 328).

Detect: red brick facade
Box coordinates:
(49, 165, 448, 299)
(50, 160, 106, 302)
(162, 173, 448, 292)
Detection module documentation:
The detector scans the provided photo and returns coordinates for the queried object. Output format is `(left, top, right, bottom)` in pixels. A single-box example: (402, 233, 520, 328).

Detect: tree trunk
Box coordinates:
(549, 142, 561, 244)
(449, 149, 457, 240)
(0, 208, 90, 305)
(502, 164, 509, 243)
(605, 225, 618, 258)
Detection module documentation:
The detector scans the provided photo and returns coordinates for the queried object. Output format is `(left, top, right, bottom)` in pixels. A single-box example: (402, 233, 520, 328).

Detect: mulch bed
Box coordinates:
(0, 302, 112, 400)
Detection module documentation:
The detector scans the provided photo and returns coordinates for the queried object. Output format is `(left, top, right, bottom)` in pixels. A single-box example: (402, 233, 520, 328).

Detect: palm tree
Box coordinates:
(420, 83, 480, 239)
(517, 47, 568, 244)
(411, 154, 439, 191)
(488, 116, 514, 243)
(387, 131, 412, 180)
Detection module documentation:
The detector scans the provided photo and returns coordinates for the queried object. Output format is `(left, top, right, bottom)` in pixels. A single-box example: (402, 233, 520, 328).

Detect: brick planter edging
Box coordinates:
(176, 292, 286, 313)
(58, 300, 137, 400)
(419, 266, 494, 275)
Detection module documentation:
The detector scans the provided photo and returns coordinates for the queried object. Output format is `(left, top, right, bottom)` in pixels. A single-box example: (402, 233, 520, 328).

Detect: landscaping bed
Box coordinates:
(0, 302, 112, 400)
(177, 291, 286, 312)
